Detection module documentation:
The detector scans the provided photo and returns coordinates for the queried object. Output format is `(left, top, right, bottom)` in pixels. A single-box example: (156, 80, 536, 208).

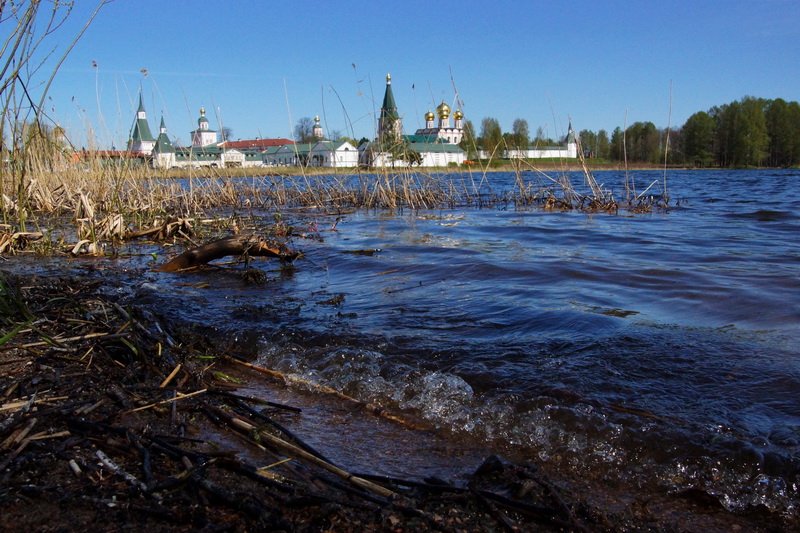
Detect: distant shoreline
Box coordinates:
(152, 162, 794, 180)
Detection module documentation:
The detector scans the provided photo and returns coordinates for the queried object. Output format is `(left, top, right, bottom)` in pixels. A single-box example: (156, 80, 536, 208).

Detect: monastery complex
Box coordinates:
(125, 75, 576, 169)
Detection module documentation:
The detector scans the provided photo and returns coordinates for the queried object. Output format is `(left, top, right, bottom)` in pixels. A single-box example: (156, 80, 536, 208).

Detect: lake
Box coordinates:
(26, 168, 800, 514)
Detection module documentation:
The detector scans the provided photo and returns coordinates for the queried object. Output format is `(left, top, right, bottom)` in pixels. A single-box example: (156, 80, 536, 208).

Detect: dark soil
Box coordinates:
(0, 269, 794, 532)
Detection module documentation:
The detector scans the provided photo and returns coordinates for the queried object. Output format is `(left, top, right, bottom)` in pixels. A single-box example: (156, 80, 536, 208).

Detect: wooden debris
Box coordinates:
(155, 234, 299, 272)
(0, 231, 43, 254)
(127, 217, 194, 241)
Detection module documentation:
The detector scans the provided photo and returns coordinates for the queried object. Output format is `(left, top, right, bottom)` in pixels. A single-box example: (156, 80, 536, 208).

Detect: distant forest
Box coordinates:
(577, 96, 800, 168)
(469, 96, 800, 168)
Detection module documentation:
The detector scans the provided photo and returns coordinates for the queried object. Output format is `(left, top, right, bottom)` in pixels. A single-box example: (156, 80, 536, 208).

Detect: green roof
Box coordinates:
(130, 118, 154, 142)
(380, 79, 399, 121)
(280, 143, 316, 155)
(379, 76, 400, 136)
(153, 118, 174, 153)
(404, 134, 444, 144)
(130, 94, 154, 142)
(408, 142, 464, 154)
(565, 120, 576, 143)
(313, 140, 355, 151)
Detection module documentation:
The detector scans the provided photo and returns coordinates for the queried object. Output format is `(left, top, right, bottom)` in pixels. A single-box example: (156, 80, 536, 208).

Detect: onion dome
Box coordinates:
(436, 100, 450, 119)
(314, 115, 320, 123)
(425, 110, 435, 121)
(453, 109, 464, 120)
(198, 106, 208, 127)
(386, 73, 392, 84)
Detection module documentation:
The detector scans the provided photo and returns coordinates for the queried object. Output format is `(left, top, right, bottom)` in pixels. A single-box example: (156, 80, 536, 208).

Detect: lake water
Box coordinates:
(31, 168, 800, 514)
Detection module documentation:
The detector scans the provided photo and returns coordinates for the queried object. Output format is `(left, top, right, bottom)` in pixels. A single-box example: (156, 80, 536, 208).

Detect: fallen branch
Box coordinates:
(204, 402, 399, 500)
(155, 235, 299, 272)
(119, 388, 207, 415)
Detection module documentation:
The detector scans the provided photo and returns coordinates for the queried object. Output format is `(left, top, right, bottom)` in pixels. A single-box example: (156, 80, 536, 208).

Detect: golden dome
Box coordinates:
(436, 100, 450, 118)
(314, 115, 320, 123)
(200, 106, 205, 115)
(386, 73, 392, 84)
(453, 109, 464, 120)
(425, 110, 435, 121)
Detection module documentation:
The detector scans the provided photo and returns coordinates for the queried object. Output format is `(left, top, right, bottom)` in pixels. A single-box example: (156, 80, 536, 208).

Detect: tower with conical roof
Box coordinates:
(565, 119, 578, 158)
(127, 94, 155, 153)
(153, 116, 176, 168)
(378, 74, 402, 141)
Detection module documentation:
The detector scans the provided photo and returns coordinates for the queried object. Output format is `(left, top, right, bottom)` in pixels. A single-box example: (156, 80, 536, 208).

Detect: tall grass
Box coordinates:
(1, 2, 663, 259)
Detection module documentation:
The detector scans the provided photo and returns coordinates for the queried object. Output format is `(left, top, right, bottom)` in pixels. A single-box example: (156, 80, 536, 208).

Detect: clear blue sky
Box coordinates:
(30, 0, 800, 148)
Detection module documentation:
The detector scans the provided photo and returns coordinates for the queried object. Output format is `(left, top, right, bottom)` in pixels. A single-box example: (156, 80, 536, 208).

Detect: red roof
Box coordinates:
(218, 138, 295, 150)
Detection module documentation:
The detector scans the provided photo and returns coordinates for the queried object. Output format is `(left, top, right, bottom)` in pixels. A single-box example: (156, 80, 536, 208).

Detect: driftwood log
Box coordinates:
(155, 235, 299, 272)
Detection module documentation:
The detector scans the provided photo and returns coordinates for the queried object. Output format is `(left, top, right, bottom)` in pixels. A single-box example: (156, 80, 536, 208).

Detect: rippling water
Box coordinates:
(132, 169, 800, 514)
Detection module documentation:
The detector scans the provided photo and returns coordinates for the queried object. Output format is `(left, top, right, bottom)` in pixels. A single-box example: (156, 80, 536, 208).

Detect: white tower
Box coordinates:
(191, 107, 218, 147)
(313, 115, 323, 140)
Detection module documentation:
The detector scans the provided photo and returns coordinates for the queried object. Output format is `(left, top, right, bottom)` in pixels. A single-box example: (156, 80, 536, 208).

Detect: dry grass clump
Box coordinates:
(0, 121, 670, 261)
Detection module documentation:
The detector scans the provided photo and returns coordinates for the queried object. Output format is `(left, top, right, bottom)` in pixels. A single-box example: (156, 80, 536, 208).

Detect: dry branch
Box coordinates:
(155, 235, 299, 272)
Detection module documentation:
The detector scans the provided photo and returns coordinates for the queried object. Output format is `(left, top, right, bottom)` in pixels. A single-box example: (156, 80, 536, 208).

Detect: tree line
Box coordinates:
(463, 96, 800, 168)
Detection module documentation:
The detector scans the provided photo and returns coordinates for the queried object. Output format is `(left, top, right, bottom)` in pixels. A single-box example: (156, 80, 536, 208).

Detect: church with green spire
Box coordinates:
(359, 73, 467, 168)
(127, 94, 155, 153)
(378, 73, 402, 141)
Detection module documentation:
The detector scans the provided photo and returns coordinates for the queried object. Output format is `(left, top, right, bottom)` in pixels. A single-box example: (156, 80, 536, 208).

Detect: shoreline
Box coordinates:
(144, 162, 791, 181)
(1, 255, 795, 532)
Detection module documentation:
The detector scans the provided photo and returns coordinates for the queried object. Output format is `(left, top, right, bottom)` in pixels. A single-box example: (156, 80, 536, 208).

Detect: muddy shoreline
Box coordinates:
(1, 257, 794, 532)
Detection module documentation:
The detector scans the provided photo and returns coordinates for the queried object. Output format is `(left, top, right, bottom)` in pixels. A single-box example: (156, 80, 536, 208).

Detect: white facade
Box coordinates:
(418, 147, 465, 167)
(152, 118, 175, 169)
(268, 144, 307, 166)
(191, 107, 218, 147)
(358, 142, 465, 168)
(500, 142, 578, 160)
(220, 149, 245, 167)
(309, 141, 359, 167)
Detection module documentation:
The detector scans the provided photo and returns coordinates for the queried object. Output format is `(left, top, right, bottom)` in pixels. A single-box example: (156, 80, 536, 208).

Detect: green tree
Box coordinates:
(626, 122, 659, 163)
(610, 127, 624, 161)
(479, 117, 503, 158)
(661, 128, 682, 166)
(713, 97, 769, 167)
(681, 111, 716, 167)
(736, 96, 769, 166)
(511, 118, 529, 152)
(578, 129, 596, 157)
(533, 126, 555, 146)
(596, 129, 610, 159)
(458, 120, 478, 160)
(710, 102, 735, 166)
(765, 98, 800, 167)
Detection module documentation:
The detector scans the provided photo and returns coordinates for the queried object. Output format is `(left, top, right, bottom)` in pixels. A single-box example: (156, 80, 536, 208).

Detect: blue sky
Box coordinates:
(30, 0, 800, 148)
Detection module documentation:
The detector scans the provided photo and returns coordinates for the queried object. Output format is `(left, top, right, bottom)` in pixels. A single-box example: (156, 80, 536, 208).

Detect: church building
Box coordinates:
(191, 107, 218, 147)
(415, 101, 465, 145)
(359, 74, 467, 168)
(127, 94, 155, 153)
